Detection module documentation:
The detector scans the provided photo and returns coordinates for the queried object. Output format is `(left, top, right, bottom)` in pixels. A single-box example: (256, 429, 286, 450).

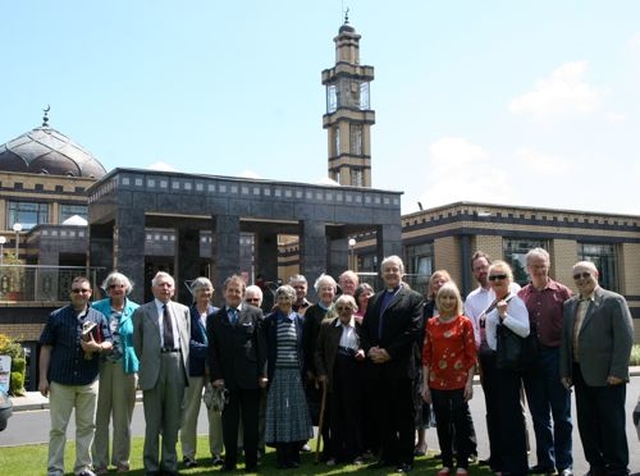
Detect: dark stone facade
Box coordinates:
(87, 168, 403, 304)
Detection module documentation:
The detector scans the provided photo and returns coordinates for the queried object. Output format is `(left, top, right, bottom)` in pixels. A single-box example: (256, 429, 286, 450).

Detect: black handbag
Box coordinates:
(495, 294, 536, 372)
(496, 322, 525, 371)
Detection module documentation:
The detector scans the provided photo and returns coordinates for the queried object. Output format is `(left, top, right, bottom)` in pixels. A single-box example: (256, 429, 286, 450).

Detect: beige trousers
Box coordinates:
(92, 360, 137, 469)
(47, 379, 98, 476)
(180, 375, 224, 458)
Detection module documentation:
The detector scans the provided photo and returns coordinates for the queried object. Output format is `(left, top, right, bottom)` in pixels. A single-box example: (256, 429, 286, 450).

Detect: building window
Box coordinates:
(7, 201, 49, 230)
(503, 238, 547, 286)
(579, 243, 618, 292)
(60, 204, 88, 223)
(352, 168, 364, 187)
(334, 126, 340, 156)
(359, 82, 370, 110)
(404, 242, 434, 292)
(350, 124, 363, 155)
(327, 84, 337, 113)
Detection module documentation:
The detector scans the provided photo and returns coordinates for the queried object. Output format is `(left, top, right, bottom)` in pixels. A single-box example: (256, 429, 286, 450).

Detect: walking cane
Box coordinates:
(315, 379, 328, 464)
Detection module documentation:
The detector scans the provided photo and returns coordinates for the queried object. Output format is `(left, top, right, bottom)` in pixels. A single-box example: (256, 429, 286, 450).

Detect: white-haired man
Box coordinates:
(560, 261, 633, 476)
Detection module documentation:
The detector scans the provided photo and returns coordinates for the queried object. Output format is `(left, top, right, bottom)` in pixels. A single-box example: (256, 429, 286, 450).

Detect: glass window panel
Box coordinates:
(503, 238, 547, 286)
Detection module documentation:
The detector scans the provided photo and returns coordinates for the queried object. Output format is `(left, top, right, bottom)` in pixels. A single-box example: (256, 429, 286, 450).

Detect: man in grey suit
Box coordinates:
(560, 261, 633, 476)
(133, 271, 191, 476)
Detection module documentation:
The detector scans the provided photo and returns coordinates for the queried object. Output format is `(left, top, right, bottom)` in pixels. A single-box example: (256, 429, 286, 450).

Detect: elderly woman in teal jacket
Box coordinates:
(91, 271, 140, 474)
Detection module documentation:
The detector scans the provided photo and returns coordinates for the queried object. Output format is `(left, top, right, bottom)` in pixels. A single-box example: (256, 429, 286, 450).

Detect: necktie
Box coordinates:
(229, 308, 238, 325)
(163, 304, 175, 349)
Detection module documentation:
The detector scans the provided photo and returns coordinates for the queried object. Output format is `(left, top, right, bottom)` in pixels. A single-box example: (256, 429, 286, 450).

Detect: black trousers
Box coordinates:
(222, 387, 260, 469)
(431, 388, 472, 469)
(573, 364, 629, 475)
(478, 348, 500, 468)
(329, 354, 363, 462)
(370, 372, 415, 466)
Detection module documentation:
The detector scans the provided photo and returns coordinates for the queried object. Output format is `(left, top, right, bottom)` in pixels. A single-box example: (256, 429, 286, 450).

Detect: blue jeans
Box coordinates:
(522, 346, 572, 470)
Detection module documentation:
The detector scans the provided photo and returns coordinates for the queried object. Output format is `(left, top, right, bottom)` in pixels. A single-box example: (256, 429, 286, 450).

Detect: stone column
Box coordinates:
(376, 224, 403, 267)
(88, 222, 115, 298)
(211, 214, 240, 307)
(299, 220, 327, 300)
(327, 236, 349, 280)
(114, 208, 146, 303)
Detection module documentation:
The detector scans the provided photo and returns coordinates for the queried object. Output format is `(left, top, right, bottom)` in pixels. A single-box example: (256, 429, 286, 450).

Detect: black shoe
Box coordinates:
(529, 464, 557, 475)
(183, 456, 198, 468)
(368, 460, 393, 470)
(221, 464, 236, 472)
(244, 465, 257, 473)
(557, 470, 573, 476)
(478, 458, 492, 467)
(212, 455, 225, 466)
(396, 463, 413, 473)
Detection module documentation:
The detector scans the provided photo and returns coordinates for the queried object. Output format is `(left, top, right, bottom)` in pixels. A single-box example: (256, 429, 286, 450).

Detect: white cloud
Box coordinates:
(416, 137, 513, 208)
(148, 161, 177, 172)
(629, 32, 640, 48)
(515, 148, 572, 175)
(508, 61, 606, 119)
(604, 112, 626, 124)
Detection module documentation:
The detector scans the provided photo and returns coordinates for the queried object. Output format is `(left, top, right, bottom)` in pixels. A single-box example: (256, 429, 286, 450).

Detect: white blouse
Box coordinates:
(485, 293, 530, 351)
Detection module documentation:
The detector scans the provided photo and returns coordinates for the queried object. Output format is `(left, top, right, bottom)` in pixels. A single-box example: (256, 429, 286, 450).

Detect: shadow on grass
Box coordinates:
(0, 437, 495, 475)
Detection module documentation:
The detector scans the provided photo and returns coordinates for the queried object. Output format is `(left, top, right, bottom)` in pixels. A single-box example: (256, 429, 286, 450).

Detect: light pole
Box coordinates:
(348, 237, 356, 272)
(0, 236, 5, 266)
(12, 223, 22, 259)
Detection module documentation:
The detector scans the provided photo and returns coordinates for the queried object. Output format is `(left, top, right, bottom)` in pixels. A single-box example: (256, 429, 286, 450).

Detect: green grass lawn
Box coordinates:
(0, 437, 496, 475)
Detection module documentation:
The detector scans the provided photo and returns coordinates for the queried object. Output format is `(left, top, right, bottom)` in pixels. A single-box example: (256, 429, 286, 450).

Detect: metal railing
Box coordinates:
(0, 265, 104, 303)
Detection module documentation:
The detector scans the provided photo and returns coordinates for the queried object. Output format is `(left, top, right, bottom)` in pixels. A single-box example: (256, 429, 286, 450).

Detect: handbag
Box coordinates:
(495, 295, 533, 372)
(496, 322, 525, 371)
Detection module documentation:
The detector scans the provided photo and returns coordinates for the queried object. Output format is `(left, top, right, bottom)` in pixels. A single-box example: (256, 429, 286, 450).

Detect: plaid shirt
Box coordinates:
(40, 304, 112, 385)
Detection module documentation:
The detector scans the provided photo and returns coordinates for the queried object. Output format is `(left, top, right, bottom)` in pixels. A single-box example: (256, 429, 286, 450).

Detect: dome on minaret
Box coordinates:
(0, 109, 107, 179)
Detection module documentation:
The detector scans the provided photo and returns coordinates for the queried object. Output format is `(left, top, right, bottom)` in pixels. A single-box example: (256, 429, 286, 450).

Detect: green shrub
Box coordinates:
(10, 371, 25, 396)
(12, 357, 25, 374)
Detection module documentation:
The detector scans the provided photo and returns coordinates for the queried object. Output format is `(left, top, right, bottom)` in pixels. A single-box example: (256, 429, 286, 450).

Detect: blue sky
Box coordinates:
(2, 1, 639, 215)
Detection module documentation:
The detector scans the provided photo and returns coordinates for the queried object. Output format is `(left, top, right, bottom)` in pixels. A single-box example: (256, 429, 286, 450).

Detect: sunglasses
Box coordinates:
(488, 274, 507, 282)
(336, 306, 352, 311)
(573, 272, 592, 280)
(109, 284, 125, 289)
(71, 288, 91, 294)
(245, 298, 261, 303)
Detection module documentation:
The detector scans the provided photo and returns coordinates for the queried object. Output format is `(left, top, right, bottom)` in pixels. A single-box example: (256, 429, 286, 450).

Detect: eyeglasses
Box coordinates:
(108, 284, 125, 290)
(245, 298, 261, 303)
(71, 288, 91, 294)
(488, 274, 507, 282)
(336, 306, 352, 311)
(573, 272, 592, 280)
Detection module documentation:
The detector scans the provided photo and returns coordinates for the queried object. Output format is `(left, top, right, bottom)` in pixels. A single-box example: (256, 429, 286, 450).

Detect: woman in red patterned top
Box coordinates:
(422, 282, 477, 476)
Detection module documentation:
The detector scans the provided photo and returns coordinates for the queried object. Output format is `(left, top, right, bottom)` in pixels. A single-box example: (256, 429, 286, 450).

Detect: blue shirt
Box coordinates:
(39, 304, 112, 385)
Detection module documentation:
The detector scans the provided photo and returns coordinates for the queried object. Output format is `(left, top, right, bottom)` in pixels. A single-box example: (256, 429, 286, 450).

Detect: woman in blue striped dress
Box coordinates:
(264, 284, 314, 469)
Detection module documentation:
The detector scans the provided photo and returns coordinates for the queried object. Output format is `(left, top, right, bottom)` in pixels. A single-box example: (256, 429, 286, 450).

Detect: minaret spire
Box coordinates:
(321, 18, 375, 187)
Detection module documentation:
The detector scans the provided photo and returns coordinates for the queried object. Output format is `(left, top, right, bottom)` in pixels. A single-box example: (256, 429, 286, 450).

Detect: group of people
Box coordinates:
(37, 248, 634, 476)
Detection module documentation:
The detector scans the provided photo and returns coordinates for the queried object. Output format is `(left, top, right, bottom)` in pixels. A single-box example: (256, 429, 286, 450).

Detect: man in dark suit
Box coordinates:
(133, 271, 191, 476)
(560, 261, 633, 476)
(359, 255, 423, 473)
(208, 275, 267, 472)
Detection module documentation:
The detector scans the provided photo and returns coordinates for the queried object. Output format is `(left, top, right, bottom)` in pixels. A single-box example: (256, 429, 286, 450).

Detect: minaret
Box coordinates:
(322, 13, 375, 187)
